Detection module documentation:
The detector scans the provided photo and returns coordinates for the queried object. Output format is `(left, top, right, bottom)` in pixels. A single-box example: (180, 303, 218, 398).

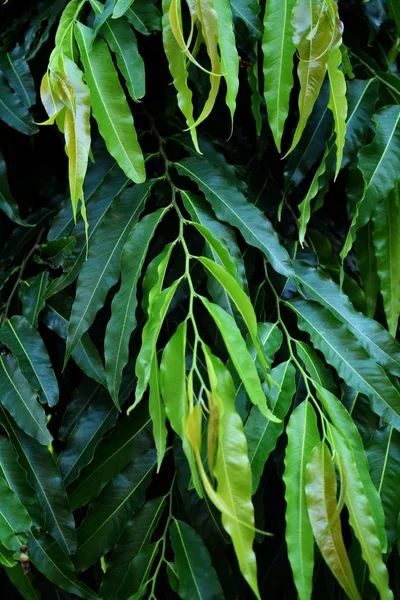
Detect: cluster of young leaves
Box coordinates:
(0, 0, 400, 598)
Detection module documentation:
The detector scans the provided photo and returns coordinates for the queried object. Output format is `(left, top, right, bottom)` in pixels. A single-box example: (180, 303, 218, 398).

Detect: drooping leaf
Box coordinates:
(355, 222, 379, 319)
(113, 0, 135, 19)
(295, 340, 337, 394)
(65, 181, 153, 361)
(0, 44, 36, 109)
(0, 407, 76, 554)
(327, 46, 347, 179)
(262, 0, 296, 152)
(214, 0, 239, 127)
(0, 73, 38, 135)
(0, 148, 32, 226)
(245, 361, 295, 493)
(148, 354, 167, 473)
(372, 183, 400, 337)
(105, 207, 168, 406)
(0, 475, 31, 552)
(170, 519, 224, 600)
(74, 23, 145, 183)
(19, 272, 49, 329)
(0, 353, 52, 446)
(100, 496, 165, 599)
(5, 565, 40, 600)
(0, 315, 59, 407)
(305, 442, 361, 600)
(73, 448, 156, 572)
(283, 400, 320, 600)
(175, 157, 294, 278)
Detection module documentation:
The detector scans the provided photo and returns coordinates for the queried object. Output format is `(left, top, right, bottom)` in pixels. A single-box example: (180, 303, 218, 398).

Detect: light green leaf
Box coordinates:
(113, 0, 135, 19)
(200, 297, 280, 422)
(262, 0, 296, 151)
(283, 400, 320, 600)
(74, 448, 156, 572)
(28, 530, 98, 600)
(0, 316, 59, 407)
(372, 183, 400, 337)
(149, 354, 167, 473)
(214, 0, 239, 126)
(203, 347, 260, 600)
(327, 46, 347, 179)
(341, 105, 400, 262)
(0, 354, 51, 446)
(289, 298, 400, 430)
(65, 181, 153, 361)
(100, 497, 165, 599)
(366, 426, 400, 554)
(330, 427, 393, 600)
(74, 23, 145, 183)
(170, 519, 224, 600)
(305, 442, 361, 600)
(388, 0, 400, 35)
(0, 407, 76, 554)
(175, 157, 294, 278)
(245, 361, 295, 493)
(105, 207, 168, 406)
(295, 340, 337, 394)
(19, 272, 49, 329)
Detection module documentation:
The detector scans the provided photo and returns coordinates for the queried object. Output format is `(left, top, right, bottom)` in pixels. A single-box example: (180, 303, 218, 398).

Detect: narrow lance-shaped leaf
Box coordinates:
(175, 157, 294, 278)
(355, 221, 379, 319)
(19, 272, 49, 329)
(74, 23, 145, 183)
(262, 0, 296, 151)
(65, 181, 153, 361)
(105, 207, 169, 406)
(0, 354, 52, 447)
(0, 44, 36, 109)
(296, 340, 337, 394)
(214, 0, 239, 127)
(5, 564, 41, 600)
(203, 346, 260, 600)
(149, 354, 167, 473)
(327, 46, 347, 179)
(0, 72, 38, 135)
(289, 298, 400, 430)
(0, 148, 32, 226)
(366, 426, 400, 554)
(0, 476, 31, 552)
(73, 448, 157, 572)
(341, 106, 400, 262)
(0, 406, 76, 555)
(170, 519, 224, 600)
(372, 183, 400, 337)
(113, 0, 135, 19)
(305, 442, 361, 600)
(283, 400, 320, 600)
(0, 316, 59, 407)
(245, 361, 295, 493)
(330, 427, 393, 600)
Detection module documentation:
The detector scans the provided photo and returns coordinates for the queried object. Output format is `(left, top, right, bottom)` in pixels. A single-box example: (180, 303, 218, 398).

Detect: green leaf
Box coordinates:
(100, 497, 166, 599)
(294, 261, 400, 378)
(57, 387, 117, 485)
(0, 44, 36, 109)
(245, 361, 295, 493)
(231, 0, 262, 40)
(0, 436, 43, 527)
(283, 400, 320, 600)
(262, 0, 296, 151)
(0, 407, 76, 554)
(0, 354, 51, 446)
(342, 78, 378, 169)
(355, 222, 379, 319)
(19, 272, 49, 329)
(126, 0, 162, 34)
(149, 354, 167, 472)
(0, 148, 32, 226)
(315, 385, 387, 553)
(68, 404, 152, 510)
(0, 316, 59, 407)
(91, 1, 145, 102)
(295, 340, 337, 394)
(203, 347, 260, 600)
(366, 426, 400, 554)
(113, 0, 134, 19)
(106, 544, 159, 600)
(0, 73, 38, 135)
(73, 448, 156, 572)
(65, 181, 153, 361)
(42, 294, 106, 387)
(161, 0, 199, 152)
(160, 321, 201, 495)
(0, 476, 31, 551)
(200, 297, 280, 422)
(327, 46, 347, 179)
(341, 106, 400, 262)
(74, 23, 145, 183)
(28, 530, 98, 600)
(330, 427, 393, 600)
(175, 157, 294, 278)
(305, 442, 361, 600)
(170, 519, 224, 600)
(105, 207, 168, 406)
(132, 278, 181, 409)
(214, 0, 239, 126)
(372, 183, 400, 337)
(289, 298, 400, 430)
(5, 566, 41, 600)
(388, 0, 400, 34)
(0, 545, 16, 568)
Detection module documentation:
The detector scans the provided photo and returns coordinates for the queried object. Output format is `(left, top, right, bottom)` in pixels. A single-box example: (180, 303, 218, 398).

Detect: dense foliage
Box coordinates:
(0, 0, 400, 597)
